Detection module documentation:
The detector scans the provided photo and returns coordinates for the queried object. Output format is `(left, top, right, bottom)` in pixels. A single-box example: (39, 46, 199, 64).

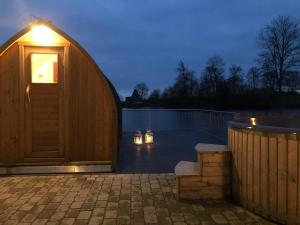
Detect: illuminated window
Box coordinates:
(31, 53, 58, 83)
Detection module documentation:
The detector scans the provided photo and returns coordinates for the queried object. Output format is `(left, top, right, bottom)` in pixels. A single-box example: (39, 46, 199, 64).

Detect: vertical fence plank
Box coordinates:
(237, 131, 243, 203)
(295, 137, 300, 219)
(230, 129, 236, 200)
(233, 130, 239, 201)
(268, 136, 278, 220)
(277, 136, 287, 222)
(242, 131, 248, 206)
(253, 134, 261, 213)
(260, 135, 269, 216)
(287, 139, 297, 223)
(247, 132, 254, 211)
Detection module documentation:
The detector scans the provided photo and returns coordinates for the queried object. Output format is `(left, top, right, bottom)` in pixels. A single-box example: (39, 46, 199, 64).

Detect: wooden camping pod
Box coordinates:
(0, 21, 120, 170)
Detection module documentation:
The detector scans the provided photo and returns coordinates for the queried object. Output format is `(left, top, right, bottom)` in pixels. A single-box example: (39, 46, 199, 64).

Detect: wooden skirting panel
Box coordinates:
(229, 126, 300, 225)
(177, 175, 231, 199)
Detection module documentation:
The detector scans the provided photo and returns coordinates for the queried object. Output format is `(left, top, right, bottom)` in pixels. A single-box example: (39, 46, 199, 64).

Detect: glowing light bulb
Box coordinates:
(30, 25, 57, 45)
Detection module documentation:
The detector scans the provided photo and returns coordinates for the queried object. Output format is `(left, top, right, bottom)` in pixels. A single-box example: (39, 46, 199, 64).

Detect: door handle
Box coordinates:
(26, 84, 31, 106)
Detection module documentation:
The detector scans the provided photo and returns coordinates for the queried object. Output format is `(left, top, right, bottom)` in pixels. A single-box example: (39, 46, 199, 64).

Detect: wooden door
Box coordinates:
(24, 47, 65, 162)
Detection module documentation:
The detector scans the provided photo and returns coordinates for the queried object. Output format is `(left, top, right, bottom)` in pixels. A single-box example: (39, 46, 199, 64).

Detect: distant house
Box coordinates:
(125, 89, 142, 103)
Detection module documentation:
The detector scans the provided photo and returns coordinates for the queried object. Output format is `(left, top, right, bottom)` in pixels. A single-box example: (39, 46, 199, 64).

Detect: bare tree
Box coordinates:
(200, 55, 225, 96)
(257, 16, 300, 92)
(173, 61, 198, 98)
(247, 67, 260, 89)
(176, 60, 189, 97)
(227, 65, 244, 95)
(134, 82, 149, 100)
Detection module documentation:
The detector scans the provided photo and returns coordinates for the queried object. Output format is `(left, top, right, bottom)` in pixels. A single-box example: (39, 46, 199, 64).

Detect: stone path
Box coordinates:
(0, 174, 274, 225)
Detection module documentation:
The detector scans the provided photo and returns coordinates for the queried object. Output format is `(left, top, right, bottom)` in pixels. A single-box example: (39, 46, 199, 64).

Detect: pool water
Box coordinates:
(118, 109, 234, 173)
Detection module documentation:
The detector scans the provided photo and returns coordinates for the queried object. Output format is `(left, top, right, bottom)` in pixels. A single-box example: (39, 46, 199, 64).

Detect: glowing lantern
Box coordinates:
(30, 25, 57, 45)
(134, 130, 143, 145)
(250, 117, 256, 126)
(145, 130, 154, 144)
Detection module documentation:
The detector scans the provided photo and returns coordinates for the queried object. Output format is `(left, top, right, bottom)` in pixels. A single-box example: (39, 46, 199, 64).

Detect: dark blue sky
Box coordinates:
(0, 0, 299, 97)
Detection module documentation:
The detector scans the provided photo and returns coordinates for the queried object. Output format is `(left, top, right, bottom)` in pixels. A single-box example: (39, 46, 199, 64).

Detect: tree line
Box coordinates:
(125, 16, 300, 109)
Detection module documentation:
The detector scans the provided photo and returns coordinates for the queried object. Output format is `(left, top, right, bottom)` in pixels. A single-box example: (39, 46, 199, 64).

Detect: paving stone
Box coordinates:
(171, 214, 185, 222)
(3, 220, 19, 225)
(131, 201, 142, 208)
(211, 214, 228, 224)
(56, 204, 70, 212)
(105, 210, 117, 219)
(185, 215, 200, 224)
(65, 209, 80, 218)
(60, 218, 75, 225)
(157, 216, 172, 225)
(88, 216, 103, 225)
(117, 215, 130, 225)
(77, 211, 91, 220)
(45, 203, 60, 210)
(144, 214, 157, 224)
(107, 202, 118, 210)
(46, 222, 59, 225)
(70, 202, 83, 209)
(50, 212, 65, 221)
(22, 212, 38, 222)
(0, 174, 275, 225)
(92, 207, 105, 217)
(32, 218, 48, 225)
(156, 208, 169, 217)
(95, 200, 107, 208)
(102, 218, 117, 225)
(19, 203, 34, 211)
(201, 222, 216, 225)
(74, 219, 89, 225)
(143, 206, 156, 215)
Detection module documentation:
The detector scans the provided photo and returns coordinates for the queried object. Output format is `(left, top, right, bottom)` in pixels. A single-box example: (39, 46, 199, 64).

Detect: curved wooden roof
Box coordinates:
(0, 20, 120, 111)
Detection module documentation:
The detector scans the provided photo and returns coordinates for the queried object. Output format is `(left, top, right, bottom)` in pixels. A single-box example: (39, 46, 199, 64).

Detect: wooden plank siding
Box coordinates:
(66, 44, 118, 164)
(229, 126, 300, 224)
(0, 44, 20, 163)
(0, 22, 120, 169)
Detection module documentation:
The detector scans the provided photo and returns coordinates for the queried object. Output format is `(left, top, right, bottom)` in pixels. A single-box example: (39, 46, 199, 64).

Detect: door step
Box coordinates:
(0, 164, 112, 175)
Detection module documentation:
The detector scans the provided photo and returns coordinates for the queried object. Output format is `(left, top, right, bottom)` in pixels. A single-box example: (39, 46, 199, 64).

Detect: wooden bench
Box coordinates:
(175, 143, 231, 200)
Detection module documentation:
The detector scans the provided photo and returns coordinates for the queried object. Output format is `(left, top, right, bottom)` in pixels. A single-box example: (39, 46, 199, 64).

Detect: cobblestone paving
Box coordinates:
(0, 174, 275, 225)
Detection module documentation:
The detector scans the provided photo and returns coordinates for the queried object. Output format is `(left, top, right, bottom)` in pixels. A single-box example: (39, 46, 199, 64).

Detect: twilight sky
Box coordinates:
(0, 0, 299, 97)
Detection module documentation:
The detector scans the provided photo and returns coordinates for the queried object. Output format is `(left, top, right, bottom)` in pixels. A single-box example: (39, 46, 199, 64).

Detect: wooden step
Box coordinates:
(175, 161, 200, 176)
(175, 143, 232, 200)
(195, 143, 231, 176)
